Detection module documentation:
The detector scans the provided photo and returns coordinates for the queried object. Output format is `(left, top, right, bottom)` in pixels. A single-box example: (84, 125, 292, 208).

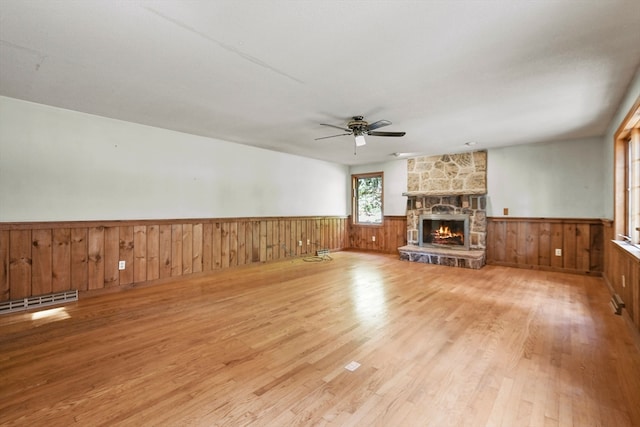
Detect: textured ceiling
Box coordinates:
(1, 0, 639, 165)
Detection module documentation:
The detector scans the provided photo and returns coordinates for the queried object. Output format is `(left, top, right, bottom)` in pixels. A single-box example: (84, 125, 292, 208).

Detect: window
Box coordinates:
(352, 172, 383, 224)
(626, 129, 640, 244)
(614, 101, 640, 246)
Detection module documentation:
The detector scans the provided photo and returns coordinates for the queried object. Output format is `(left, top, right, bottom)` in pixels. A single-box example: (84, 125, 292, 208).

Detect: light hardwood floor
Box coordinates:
(1, 251, 639, 426)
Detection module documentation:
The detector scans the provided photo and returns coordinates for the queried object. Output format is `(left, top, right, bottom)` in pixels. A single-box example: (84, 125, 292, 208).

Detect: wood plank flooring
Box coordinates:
(1, 251, 639, 426)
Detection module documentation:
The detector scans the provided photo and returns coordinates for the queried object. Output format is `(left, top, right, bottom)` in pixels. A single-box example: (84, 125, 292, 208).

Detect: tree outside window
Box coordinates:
(352, 172, 383, 224)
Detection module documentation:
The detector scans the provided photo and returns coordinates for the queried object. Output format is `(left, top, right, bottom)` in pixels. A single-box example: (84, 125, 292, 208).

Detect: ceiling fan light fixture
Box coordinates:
(354, 134, 366, 147)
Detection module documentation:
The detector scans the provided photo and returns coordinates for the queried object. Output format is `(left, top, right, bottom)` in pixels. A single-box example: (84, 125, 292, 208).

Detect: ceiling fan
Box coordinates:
(315, 116, 406, 147)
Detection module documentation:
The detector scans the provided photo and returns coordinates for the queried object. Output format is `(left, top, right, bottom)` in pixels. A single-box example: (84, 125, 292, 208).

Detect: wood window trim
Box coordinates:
(351, 172, 384, 226)
(613, 96, 640, 258)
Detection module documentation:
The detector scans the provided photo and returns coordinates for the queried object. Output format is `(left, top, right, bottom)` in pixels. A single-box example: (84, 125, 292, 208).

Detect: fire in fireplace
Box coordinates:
(419, 214, 470, 250)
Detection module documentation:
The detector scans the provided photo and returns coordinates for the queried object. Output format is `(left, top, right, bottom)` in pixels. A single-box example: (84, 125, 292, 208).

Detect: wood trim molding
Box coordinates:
(0, 216, 349, 231)
(487, 217, 604, 224)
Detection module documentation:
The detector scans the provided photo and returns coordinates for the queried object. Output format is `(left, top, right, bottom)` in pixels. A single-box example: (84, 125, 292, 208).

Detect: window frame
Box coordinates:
(351, 172, 384, 226)
(614, 98, 640, 247)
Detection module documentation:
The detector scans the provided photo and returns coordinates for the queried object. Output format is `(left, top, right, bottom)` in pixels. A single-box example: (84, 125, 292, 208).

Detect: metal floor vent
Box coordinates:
(0, 290, 78, 315)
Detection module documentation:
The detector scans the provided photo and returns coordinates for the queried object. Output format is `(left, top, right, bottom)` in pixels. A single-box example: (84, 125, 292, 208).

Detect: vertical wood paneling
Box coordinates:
(229, 222, 238, 267)
(604, 224, 640, 333)
(134, 226, 147, 283)
(486, 218, 604, 275)
(273, 221, 287, 259)
(283, 221, 291, 257)
(525, 223, 539, 266)
(266, 220, 274, 261)
(0, 230, 9, 301)
(214, 223, 223, 269)
(296, 219, 302, 256)
(590, 224, 603, 271)
(103, 227, 119, 288)
(171, 224, 183, 277)
(505, 222, 518, 264)
(51, 228, 71, 293)
(550, 223, 563, 269)
(31, 229, 52, 297)
(251, 221, 260, 263)
(9, 230, 32, 299)
(159, 225, 172, 279)
(202, 223, 213, 272)
(575, 224, 590, 272)
(87, 227, 104, 290)
(486, 220, 496, 262)
(71, 228, 88, 291)
(245, 222, 253, 264)
(260, 221, 267, 262)
(348, 217, 405, 254)
(0, 216, 349, 299)
(307, 220, 314, 254)
(496, 221, 507, 262)
(538, 222, 551, 266)
(237, 222, 246, 266)
(192, 223, 202, 273)
(147, 225, 160, 281)
(515, 222, 527, 264)
(563, 224, 577, 270)
(220, 222, 230, 269)
(182, 224, 193, 275)
(119, 226, 134, 285)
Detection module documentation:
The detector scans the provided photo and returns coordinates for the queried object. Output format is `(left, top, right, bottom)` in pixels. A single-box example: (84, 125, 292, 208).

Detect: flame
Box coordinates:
(437, 226, 452, 238)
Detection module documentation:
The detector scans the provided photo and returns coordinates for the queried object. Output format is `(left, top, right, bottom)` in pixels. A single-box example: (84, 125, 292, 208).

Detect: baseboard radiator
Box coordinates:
(0, 290, 78, 315)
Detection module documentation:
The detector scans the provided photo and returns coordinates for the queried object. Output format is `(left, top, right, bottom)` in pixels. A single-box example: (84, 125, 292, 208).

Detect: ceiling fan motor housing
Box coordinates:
(347, 116, 368, 135)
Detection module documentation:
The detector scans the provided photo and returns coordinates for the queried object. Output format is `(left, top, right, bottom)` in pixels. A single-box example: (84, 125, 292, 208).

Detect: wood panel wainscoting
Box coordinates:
(0, 216, 347, 301)
(603, 221, 640, 333)
(348, 215, 407, 254)
(486, 217, 605, 275)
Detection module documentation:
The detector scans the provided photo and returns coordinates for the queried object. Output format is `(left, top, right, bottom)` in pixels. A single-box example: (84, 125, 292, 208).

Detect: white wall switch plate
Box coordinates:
(118, 260, 126, 270)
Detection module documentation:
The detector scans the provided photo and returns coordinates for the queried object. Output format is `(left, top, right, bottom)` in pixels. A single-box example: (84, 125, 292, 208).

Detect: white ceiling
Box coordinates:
(1, 1, 639, 165)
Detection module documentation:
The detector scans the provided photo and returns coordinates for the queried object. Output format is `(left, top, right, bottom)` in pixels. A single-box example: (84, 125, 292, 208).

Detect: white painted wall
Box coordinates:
(602, 67, 640, 220)
(349, 159, 408, 216)
(486, 138, 604, 218)
(0, 96, 349, 222)
(357, 140, 606, 219)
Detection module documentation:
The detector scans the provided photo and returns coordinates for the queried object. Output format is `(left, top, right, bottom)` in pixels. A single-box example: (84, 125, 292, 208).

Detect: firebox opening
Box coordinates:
(418, 214, 470, 250)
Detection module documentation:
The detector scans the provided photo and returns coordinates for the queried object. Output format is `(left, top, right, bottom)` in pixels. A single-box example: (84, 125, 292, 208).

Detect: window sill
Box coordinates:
(352, 222, 384, 227)
(612, 240, 640, 262)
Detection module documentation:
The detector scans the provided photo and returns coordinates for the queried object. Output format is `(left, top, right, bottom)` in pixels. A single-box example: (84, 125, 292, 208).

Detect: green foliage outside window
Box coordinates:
(356, 176, 382, 223)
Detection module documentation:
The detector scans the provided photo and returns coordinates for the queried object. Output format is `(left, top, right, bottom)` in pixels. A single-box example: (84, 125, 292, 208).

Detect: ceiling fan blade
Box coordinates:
(320, 123, 351, 132)
(367, 120, 392, 131)
(367, 131, 406, 137)
(314, 133, 352, 140)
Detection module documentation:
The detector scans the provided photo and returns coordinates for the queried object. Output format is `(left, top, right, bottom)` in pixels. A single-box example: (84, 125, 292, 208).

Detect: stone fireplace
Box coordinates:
(399, 151, 487, 269)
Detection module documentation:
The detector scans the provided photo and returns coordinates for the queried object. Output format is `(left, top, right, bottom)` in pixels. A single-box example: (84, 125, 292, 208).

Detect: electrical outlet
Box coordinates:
(307, 239, 310, 245)
(118, 260, 126, 270)
(555, 248, 562, 256)
(298, 240, 302, 246)
(372, 236, 376, 242)
(503, 208, 509, 215)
